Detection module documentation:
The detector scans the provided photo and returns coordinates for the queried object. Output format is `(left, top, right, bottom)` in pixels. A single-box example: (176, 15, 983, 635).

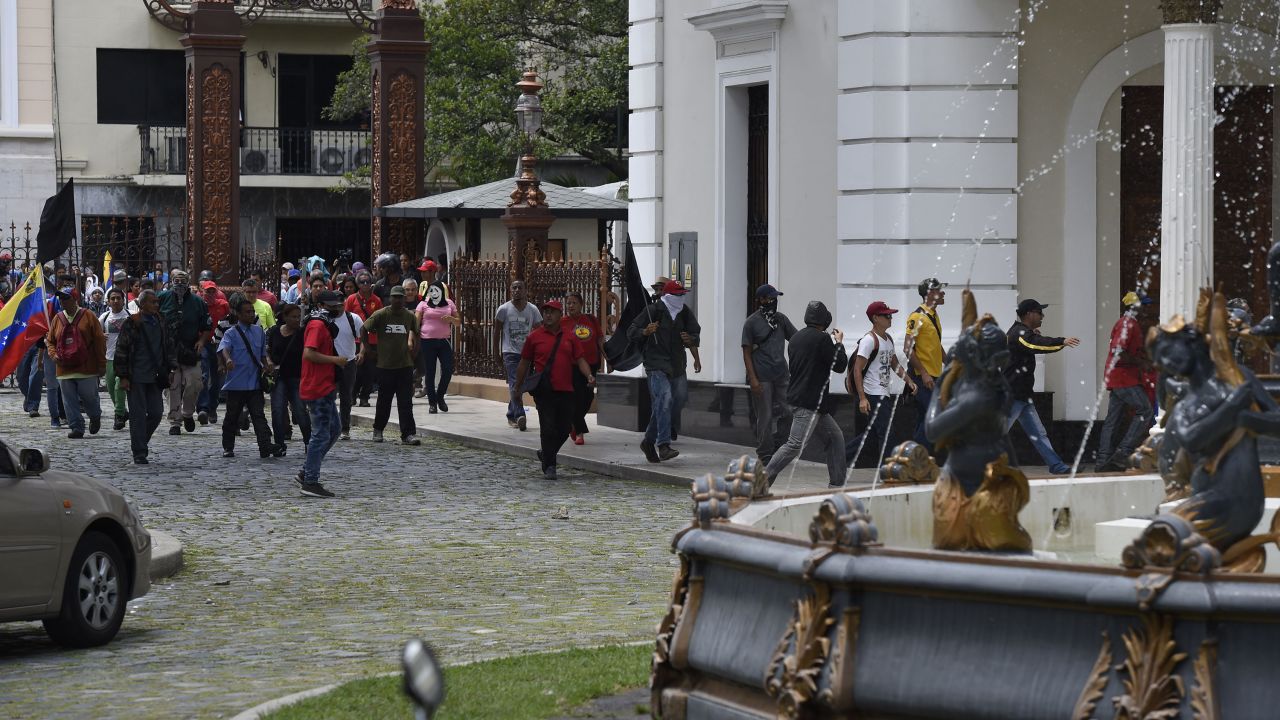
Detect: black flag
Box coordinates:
(604, 236, 652, 371)
(36, 178, 76, 266)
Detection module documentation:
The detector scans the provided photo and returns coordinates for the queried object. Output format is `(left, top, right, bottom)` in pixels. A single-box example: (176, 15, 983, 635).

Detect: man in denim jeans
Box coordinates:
(495, 280, 541, 430)
(1003, 299, 1080, 474)
(296, 291, 349, 498)
(628, 280, 701, 463)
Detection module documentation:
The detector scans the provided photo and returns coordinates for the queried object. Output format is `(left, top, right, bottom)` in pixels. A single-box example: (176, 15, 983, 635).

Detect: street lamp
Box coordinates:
(513, 70, 544, 146)
(503, 68, 552, 286)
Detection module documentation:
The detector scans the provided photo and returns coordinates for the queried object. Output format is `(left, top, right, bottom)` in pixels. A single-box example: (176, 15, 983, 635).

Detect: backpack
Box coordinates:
(845, 332, 880, 395)
(56, 309, 90, 366)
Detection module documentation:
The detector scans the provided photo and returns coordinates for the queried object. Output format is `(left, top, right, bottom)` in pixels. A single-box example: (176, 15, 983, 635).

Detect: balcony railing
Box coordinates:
(138, 126, 372, 176)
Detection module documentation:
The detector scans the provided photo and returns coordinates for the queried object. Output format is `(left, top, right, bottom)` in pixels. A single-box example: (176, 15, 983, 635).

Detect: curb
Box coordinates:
(347, 414, 689, 488)
(149, 529, 183, 580)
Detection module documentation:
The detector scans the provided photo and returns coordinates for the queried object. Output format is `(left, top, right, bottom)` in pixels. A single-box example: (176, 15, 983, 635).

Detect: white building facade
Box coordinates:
(630, 0, 1280, 422)
(0, 0, 56, 226)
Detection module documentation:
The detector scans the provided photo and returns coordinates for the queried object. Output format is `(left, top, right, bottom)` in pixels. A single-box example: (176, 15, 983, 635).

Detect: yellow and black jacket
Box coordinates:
(1003, 320, 1067, 401)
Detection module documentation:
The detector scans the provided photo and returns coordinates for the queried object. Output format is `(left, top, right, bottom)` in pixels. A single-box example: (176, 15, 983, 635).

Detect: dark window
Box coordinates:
(277, 54, 357, 129)
(96, 49, 185, 125)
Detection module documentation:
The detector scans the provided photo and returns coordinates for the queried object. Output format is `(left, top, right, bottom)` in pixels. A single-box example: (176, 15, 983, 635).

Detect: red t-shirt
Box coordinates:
(300, 319, 338, 401)
(205, 296, 230, 326)
(1104, 315, 1144, 389)
(345, 292, 382, 345)
(259, 289, 279, 308)
(520, 325, 583, 392)
(567, 313, 601, 366)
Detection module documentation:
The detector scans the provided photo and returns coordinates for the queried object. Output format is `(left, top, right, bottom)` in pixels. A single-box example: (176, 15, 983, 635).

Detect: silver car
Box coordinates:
(0, 444, 151, 647)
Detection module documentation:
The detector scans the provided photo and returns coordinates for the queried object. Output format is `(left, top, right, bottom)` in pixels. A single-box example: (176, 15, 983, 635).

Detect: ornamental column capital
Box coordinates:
(1159, 0, 1222, 25)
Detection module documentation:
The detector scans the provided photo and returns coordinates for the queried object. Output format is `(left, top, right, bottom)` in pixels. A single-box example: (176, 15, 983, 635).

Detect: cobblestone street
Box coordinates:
(0, 392, 689, 719)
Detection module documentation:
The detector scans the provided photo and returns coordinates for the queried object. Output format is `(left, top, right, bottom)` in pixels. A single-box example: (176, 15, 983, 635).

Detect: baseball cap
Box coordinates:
(0, 251, 12, 260)
(170, 269, 189, 281)
(352, 261, 366, 272)
(918, 277, 947, 298)
(282, 262, 294, 270)
(199, 280, 217, 290)
(390, 285, 406, 297)
(865, 300, 899, 319)
(541, 299, 564, 312)
(418, 259, 438, 272)
(316, 290, 343, 305)
(288, 269, 301, 279)
(1122, 291, 1154, 307)
(755, 284, 783, 298)
(1016, 298, 1049, 315)
(661, 280, 688, 296)
(113, 269, 127, 281)
(650, 276, 670, 290)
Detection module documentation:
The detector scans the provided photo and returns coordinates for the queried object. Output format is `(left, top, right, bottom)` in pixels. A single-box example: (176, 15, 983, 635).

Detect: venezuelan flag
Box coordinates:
(0, 266, 48, 382)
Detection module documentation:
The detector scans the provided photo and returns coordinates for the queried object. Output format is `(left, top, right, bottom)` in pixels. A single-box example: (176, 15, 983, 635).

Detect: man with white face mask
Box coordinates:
(627, 279, 701, 463)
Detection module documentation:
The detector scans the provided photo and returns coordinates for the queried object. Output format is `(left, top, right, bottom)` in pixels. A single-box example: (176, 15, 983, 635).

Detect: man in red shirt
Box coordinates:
(1095, 292, 1155, 472)
(564, 292, 607, 444)
(344, 271, 382, 406)
(296, 290, 350, 497)
(513, 300, 596, 479)
(198, 280, 230, 425)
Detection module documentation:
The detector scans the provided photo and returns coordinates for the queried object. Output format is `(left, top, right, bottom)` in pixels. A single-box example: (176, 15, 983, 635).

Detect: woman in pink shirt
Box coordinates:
(415, 281, 459, 412)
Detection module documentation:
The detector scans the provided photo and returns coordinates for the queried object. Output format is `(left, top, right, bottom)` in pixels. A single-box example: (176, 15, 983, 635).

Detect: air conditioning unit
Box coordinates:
(314, 145, 348, 175)
(241, 148, 281, 175)
(348, 145, 373, 170)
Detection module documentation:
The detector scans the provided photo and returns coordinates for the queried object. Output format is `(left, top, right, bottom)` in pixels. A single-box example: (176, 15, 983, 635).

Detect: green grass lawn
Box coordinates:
(265, 644, 651, 720)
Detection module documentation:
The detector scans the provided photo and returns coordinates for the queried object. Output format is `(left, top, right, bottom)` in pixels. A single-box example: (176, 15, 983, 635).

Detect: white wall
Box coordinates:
(0, 0, 54, 224)
(477, 217, 598, 261)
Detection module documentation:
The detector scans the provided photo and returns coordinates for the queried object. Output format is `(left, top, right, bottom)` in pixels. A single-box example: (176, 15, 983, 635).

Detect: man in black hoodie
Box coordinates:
(1004, 298, 1079, 474)
(763, 301, 848, 488)
(628, 280, 700, 463)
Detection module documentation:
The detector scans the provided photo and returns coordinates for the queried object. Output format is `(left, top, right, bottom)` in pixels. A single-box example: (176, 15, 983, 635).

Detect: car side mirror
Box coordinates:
(402, 639, 444, 720)
(19, 448, 49, 475)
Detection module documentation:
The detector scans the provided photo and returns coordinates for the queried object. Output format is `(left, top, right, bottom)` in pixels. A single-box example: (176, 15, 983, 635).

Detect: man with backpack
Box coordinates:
(741, 284, 797, 466)
(297, 291, 350, 498)
(845, 301, 916, 467)
(46, 288, 108, 439)
(158, 269, 212, 435)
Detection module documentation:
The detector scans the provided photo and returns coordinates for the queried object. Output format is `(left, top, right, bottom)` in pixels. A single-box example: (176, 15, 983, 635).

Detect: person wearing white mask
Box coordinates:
(627, 279, 701, 463)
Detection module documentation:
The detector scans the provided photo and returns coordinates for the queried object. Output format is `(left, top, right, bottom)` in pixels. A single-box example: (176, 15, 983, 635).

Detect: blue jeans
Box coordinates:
(18, 344, 38, 408)
(503, 352, 525, 421)
(643, 371, 687, 446)
(28, 350, 60, 420)
(302, 392, 340, 484)
(198, 343, 221, 415)
(58, 376, 102, 434)
(1005, 398, 1068, 471)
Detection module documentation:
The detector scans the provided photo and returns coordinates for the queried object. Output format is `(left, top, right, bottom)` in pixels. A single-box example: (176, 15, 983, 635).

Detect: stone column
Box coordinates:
(181, 0, 243, 285)
(1159, 0, 1220, 319)
(369, 0, 429, 259)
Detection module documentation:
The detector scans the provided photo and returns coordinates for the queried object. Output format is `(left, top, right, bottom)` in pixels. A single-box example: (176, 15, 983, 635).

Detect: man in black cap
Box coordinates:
(741, 283, 797, 466)
(1004, 298, 1079, 474)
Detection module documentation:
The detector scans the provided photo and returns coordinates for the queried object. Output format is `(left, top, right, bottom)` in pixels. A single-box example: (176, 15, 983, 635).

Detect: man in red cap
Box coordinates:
(627, 279, 701, 462)
(197, 280, 230, 425)
(845, 300, 916, 467)
(513, 299, 595, 479)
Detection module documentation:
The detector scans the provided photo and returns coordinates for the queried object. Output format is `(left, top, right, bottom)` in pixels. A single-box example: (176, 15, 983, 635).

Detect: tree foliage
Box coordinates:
(326, 0, 627, 189)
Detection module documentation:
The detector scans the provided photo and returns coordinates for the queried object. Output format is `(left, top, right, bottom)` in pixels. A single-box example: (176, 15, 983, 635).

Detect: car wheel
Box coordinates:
(42, 531, 128, 648)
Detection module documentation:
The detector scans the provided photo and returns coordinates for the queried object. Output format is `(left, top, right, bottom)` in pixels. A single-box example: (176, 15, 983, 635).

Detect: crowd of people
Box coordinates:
(16, 252, 458, 498)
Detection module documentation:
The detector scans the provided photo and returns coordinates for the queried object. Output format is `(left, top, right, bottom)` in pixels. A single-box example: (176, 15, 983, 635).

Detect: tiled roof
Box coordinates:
(379, 179, 628, 219)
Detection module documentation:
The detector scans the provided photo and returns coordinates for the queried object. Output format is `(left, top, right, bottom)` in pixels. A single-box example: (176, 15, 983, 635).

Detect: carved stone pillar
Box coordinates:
(181, 0, 243, 285)
(503, 155, 553, 285)
(1159, 0, 1220, 318)
(369, 1, 429, 259)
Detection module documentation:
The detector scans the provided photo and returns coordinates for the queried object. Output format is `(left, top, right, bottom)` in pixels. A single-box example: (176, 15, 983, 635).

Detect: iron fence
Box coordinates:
(139, 126, 371, 176)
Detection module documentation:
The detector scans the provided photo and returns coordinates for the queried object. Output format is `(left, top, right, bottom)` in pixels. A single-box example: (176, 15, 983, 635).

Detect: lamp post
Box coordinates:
(503, 70, 554, 287)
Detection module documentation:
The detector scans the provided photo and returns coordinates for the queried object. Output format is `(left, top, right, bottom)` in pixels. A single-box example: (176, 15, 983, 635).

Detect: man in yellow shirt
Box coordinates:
(905, 277, 946, 450)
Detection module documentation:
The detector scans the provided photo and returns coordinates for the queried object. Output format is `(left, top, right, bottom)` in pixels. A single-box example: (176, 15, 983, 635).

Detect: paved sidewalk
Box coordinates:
(347, 392, 868, 495)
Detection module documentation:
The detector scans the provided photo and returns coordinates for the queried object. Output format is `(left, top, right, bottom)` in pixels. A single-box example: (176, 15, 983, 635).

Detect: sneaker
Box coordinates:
(340, 431, 351, 441)
(571, 430, 584, 446)
(198, 411, 209, 425)
(271, 444, 287, 458)
(827, 482, 846, 489)
(640, 439, 660, 463)
(293, 471, 305, 489)
(401, 435, 421, 446)
(67, 430, 84, 439)
(517, 416, 527, 431)
(184, 416, 196, 433)
(544, 466, 558, 480)
(134, 456, 149, 465)
(28, 410, 38, 418)
(50, 419, 61, 429)
(169, 425, 181, 436)
(1049, 463, 1072, 475)
(658, 444, 680, 461)
(223, 450, 235, 458)
(298, 481, 334, 498)
(428, 405, 438, 414)
(208, 410, 217, 424)
(358, 399, 371, 407)
(89, 416, 101, 435)
(508, 419, 518, 428)
(113, 417, 127, 431)
(415, 389, 429, 398)
(372, 430, 384, 443)
(438, 399, 448, 413)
